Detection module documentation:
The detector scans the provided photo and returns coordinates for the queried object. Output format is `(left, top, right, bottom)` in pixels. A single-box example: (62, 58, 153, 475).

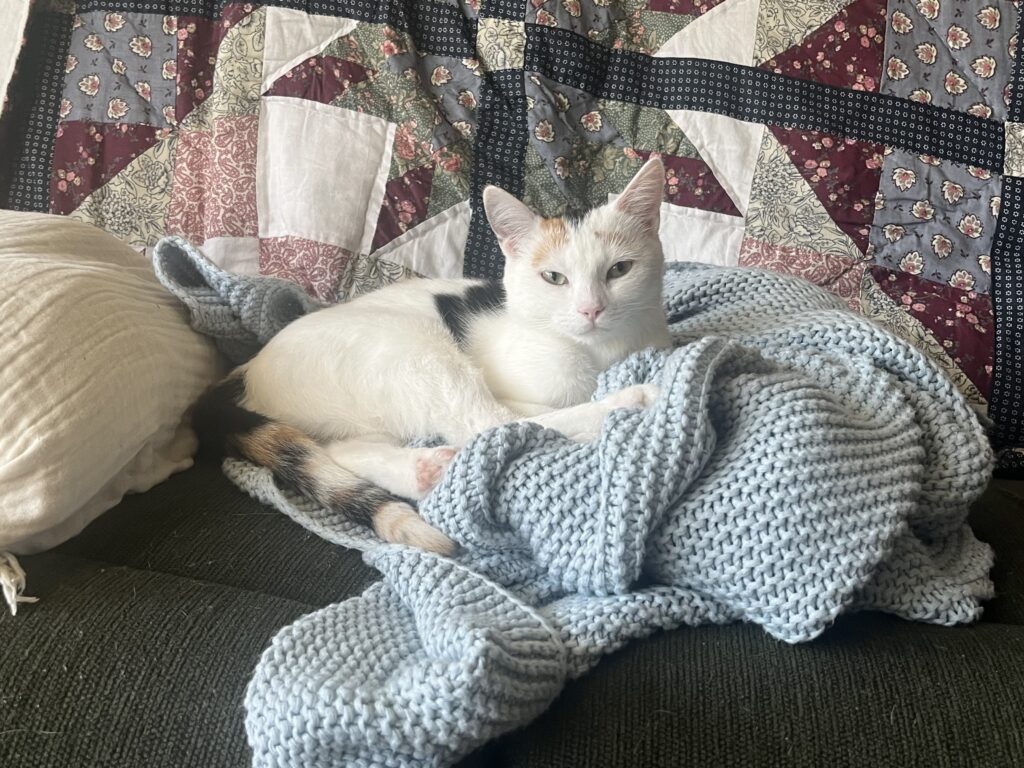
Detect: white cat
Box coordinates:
(193, 157, 672, 554)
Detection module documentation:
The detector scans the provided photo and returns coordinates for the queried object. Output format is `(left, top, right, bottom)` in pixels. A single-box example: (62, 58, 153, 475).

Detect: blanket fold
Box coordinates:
(152, 236, 323, 364)
(151, 241, 994, 768)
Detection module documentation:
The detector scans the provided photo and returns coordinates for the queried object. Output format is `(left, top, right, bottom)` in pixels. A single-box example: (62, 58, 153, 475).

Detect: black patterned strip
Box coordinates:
(481, 0, 527, 21)
(526, 25, 1004, 173)
(997, 448, 1024, 478)
(991, 13, 1024, 476)
(73, 0, 223, 15)
(0, 10, 73, 212)
(405, 6, 476, 58)
(72, 0, 476, 56)
(991, 176, 1024, 452)
(465, 69, 528, 279)
(1010, 21, 1024, 124)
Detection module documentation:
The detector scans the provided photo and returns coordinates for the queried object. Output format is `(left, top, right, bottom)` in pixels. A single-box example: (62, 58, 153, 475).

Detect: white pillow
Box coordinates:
(0, 211, 221, 555)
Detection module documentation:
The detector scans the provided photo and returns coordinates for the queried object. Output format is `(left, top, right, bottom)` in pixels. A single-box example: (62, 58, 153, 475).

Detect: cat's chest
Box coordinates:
(467, 319, 600, 410)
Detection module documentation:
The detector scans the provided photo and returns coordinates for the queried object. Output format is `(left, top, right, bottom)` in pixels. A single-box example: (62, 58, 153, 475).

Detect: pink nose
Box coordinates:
(578, 305, 605, 322)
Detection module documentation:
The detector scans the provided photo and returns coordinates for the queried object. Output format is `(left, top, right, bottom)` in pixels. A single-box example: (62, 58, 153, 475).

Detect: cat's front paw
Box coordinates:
(603, 383, 660, 411)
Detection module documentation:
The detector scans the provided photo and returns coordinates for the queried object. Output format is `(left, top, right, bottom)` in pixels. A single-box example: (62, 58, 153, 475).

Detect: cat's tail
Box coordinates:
(190, 375, 455, 555)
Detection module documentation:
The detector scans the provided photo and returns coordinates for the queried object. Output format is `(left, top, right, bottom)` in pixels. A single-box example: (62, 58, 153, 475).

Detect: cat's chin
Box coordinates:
(568, 324, 612, 343)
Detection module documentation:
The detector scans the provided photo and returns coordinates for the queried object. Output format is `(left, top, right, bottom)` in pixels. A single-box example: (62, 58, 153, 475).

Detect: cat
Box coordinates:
(192, 157, 672, 555)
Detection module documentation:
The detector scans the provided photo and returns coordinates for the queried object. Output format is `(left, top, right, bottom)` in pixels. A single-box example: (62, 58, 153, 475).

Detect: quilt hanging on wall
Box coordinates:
(1, 0, 1022, 475)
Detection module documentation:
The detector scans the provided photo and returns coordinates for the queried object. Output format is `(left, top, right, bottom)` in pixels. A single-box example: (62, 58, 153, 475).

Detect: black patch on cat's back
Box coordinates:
(434, 281, 506, 346)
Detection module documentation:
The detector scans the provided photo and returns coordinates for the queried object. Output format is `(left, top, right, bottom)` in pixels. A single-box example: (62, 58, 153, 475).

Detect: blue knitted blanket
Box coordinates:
(153, 237, 994, 768)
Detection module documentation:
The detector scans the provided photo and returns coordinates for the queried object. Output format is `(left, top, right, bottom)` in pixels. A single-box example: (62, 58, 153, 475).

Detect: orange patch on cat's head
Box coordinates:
(531, 217, 569, 266)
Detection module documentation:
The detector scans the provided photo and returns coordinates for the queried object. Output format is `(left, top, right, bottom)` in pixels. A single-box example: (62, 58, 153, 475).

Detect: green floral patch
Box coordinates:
(598, 98, 696, 157)
(523, 138, 642, 216)
(427, 142, 473, 217)
(523, 142, 568, 217)
(606, 9, 693, 54)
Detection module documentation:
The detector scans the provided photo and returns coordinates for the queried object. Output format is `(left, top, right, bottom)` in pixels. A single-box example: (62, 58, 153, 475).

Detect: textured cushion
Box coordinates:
(0, 211, 220, 554)
(1, 468, 1022, 768)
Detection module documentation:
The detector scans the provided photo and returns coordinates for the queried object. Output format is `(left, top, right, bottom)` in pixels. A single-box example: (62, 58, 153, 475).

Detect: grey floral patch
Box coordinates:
(386, 52, 482, 151)
(61, 11, 176, 127)
(524, 71, 625, 195)
(870, 147, 1001, 293)
(879, 0, 1018, 120)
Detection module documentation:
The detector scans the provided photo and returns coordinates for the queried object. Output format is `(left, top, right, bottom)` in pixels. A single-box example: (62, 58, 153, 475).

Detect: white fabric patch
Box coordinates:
(0, 0, 30, 117)
(655, 0, 762, 216)
(200, 236, 261, 275)
(665, 114, 763, 217)
(257, 96, 395, 254)
(261, 7, 359, 93)
(609, 195, 745, 267)
(654, 0, 760, 65)
(372, 200, 470, 278)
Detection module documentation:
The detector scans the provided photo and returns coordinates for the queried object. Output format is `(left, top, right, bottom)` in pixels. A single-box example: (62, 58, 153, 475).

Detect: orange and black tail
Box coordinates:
(191, 376, 454, 554)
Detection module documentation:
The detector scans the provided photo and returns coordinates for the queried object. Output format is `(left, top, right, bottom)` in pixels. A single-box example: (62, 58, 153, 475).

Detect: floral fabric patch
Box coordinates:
(61, 11, 177, 127)
(870, 147, 1001, 294)
(879, 0, 1014, 120)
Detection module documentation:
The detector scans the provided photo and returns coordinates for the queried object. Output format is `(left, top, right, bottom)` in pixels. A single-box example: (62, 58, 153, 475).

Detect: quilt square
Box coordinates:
(256, 96, 394, 254)
(61, 11, 177, 127)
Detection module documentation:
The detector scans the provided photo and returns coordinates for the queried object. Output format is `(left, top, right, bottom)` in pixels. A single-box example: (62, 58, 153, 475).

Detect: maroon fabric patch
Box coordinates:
(759, 0, 887, 92)
(175, 16, 226, 121)
(372, 163, 435, 252)
(633, 149, 741, 217)
(265, 56, 371, 104)
(770, 127, 882, 253)
(870, 264, 994, 396)
(175, 4, 253, 122)
(49, 121, 159, 215)
(646, 0, 727, 16)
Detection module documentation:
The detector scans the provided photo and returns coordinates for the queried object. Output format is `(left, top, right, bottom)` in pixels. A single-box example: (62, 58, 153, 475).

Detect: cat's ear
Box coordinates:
(615, 156, 664, 235)
(483, 185, 538, 259)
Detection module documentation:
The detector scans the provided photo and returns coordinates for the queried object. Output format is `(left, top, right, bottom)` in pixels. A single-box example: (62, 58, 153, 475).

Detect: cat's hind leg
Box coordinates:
(324, 437, 457, 500)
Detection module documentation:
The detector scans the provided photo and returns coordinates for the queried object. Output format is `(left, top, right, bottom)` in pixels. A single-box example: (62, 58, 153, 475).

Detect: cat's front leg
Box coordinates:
(522, 384, 659, 442)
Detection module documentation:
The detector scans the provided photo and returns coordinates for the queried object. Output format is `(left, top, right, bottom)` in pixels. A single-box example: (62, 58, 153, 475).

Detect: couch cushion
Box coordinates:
(2, 469, 1022, 768)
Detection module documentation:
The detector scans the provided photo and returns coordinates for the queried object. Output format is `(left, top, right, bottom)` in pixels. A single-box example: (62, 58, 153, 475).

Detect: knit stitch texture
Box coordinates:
(152, 236, 323, 364)
(152, 242, 995, 767)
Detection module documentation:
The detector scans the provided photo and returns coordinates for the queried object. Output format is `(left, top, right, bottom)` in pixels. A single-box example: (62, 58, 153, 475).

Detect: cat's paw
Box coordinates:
(414, 446, 457, 496)
(603, 384, 660, 411)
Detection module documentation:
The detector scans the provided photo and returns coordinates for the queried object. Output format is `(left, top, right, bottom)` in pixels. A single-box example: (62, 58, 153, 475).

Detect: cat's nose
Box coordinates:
(578, 305, 605, 323)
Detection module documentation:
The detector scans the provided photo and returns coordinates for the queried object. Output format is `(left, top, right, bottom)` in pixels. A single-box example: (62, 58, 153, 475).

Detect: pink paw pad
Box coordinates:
(414, 447, 457, 493)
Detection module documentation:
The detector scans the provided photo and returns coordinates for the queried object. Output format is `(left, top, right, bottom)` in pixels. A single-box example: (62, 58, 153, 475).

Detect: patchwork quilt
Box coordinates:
(0, 0, 1022, 474)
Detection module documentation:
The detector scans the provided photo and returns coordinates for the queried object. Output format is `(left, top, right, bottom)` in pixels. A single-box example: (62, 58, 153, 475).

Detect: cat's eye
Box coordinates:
(542, 270, 568, 286)
(607, 260, 634, 279)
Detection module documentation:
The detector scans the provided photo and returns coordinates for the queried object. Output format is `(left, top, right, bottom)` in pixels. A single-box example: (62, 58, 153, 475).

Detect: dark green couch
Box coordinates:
(2, 465, 1023, 767)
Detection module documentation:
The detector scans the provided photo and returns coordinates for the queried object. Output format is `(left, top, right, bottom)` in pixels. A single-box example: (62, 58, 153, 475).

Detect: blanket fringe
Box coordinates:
(0, 552, 38, 616)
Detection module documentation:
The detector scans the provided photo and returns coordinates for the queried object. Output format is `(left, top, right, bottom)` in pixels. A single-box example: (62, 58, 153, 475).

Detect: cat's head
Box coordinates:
(483, 157, 667, 344)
